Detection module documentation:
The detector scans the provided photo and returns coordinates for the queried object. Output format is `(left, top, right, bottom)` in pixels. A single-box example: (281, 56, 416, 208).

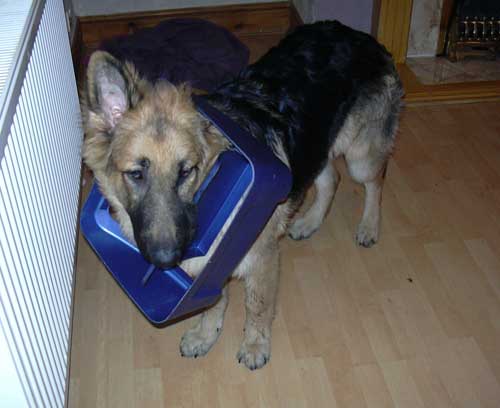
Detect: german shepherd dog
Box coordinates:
(82, 21, 403, 370)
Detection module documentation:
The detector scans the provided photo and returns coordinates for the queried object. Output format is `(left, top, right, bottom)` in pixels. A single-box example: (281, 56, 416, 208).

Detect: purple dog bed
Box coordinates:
(99, 18, 249, 91)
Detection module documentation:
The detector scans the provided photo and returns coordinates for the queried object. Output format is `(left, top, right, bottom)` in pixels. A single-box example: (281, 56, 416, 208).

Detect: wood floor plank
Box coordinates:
(296, 357, 338, 408)
(378, 288, 427, 359)
(454, 337, 500, 408)
(354, 363, 395, 408)
(267, 311, 310, 408)
(465, 239, 500, 310)
(322, 247, 377, 367)
(134, 368, 164, 408)
(427, 341, 483, 408)
(407, 355, 455, 408)
(381, 360, 426, 408)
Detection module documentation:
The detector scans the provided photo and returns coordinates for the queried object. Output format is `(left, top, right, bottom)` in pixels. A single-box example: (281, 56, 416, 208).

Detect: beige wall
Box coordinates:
(72, 0, 282, 16)
(73, 0, 374, 34)
(293, 0, 313, 23)
(293, 0, 374, 33)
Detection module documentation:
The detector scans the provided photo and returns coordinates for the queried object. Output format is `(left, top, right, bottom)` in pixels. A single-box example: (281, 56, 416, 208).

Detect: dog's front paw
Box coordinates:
(179, 325, 221, 358)
(237, 340, 270, 370)
(356, 222, 379, 248)
(288, 217, 319, 240)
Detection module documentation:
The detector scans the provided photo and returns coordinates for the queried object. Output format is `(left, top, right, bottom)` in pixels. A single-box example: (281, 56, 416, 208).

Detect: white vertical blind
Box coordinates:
(0, 0, 82, 406)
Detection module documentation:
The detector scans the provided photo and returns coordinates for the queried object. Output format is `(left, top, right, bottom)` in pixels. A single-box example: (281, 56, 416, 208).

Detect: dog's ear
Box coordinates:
(200, 119, 230, 164)
(85, 51, 143, 130)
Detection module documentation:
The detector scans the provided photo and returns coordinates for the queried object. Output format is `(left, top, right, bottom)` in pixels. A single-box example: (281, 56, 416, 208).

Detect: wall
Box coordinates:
(293, 0, 374, 33)
(407, 0, 443, 57)
(73, 0, 375, 34)
(72, 0, 281, 16)
(293, 0, 313, 23)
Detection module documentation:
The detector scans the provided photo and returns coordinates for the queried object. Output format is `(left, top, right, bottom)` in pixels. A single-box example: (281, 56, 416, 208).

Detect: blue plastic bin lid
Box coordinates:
(80, 96, 292, 324)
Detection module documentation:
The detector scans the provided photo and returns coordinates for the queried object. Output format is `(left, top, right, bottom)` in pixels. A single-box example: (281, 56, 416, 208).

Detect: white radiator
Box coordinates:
(0, 0, 82, 406)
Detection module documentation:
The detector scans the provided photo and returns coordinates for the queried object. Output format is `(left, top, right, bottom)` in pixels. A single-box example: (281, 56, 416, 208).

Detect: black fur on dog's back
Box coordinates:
(207, 21, 402, 201)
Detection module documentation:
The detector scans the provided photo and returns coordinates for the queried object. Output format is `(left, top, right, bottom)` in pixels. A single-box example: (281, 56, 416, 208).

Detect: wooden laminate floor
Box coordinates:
(68, 100, 500, 407)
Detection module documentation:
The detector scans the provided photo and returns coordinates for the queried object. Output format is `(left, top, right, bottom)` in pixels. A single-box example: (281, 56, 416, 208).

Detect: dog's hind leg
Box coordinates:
(345, 137, 389, 248)
(180, 286, 229, 358)
(345, 76, 400, 247)
(288, 161, 339, 240)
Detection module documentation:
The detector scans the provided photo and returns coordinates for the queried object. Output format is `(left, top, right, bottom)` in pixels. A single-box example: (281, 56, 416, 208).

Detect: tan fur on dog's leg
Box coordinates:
(289, 161, 339, 240)
(346, 152, 387, 247)
(356, 167, 385, 247)
(237, 245, 279, 370)
(180, 286, 229, 358)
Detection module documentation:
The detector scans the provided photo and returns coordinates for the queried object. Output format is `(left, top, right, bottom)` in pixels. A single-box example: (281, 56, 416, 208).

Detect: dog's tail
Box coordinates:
(382, 73, 404, 141)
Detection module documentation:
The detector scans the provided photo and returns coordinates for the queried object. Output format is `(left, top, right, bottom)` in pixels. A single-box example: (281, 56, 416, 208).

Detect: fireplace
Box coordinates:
(442, 0, 500, 61)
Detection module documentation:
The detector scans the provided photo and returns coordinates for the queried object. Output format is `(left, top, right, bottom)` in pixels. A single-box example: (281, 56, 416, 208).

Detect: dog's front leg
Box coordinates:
(237, 240, 279, 370)
(180, 285, 229, 358)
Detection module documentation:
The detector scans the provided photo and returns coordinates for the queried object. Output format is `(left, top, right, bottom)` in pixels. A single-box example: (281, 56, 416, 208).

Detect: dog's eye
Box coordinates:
(180, 167, 193, 178)
(177, 164, 197, 186)
(124, 169, 144, 181)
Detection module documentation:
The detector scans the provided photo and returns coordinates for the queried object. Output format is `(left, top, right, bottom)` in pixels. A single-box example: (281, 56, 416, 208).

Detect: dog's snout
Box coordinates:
(149, 248, 182, 270)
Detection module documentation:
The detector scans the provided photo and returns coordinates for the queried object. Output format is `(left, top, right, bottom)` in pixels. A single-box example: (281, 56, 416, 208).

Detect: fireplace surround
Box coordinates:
(444, 0, 500, 61)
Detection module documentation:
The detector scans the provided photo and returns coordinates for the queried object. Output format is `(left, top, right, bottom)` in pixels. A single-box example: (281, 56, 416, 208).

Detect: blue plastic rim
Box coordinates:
(80, 96, 292, 325)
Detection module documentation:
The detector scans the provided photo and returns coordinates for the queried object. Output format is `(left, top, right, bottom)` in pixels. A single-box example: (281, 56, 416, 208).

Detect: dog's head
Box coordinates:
(82, 51, 227, 269)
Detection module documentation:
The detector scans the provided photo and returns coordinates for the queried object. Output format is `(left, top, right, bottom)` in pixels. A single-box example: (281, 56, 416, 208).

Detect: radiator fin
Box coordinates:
(0, 0, 82, 406)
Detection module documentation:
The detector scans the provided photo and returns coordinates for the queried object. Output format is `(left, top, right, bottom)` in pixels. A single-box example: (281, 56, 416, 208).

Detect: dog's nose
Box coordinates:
(150, 248, 181, 270)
